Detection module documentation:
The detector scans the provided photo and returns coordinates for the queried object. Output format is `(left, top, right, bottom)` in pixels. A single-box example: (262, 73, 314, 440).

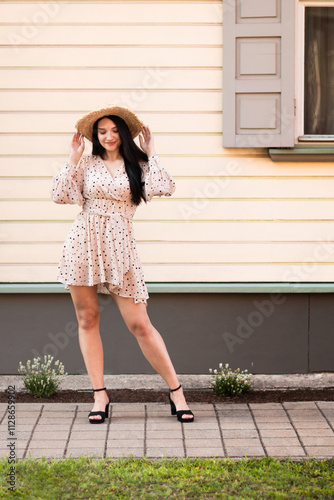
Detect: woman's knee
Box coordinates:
(76, 305, 100, 330)
(129, 317, 152, 339)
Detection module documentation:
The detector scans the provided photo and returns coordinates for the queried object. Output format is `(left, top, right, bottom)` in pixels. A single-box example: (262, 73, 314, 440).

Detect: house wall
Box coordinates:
(1, 0, 333, 374)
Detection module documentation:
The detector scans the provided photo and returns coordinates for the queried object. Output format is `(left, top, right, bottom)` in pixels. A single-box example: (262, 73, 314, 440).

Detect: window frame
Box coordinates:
(295, 0, 334, 143)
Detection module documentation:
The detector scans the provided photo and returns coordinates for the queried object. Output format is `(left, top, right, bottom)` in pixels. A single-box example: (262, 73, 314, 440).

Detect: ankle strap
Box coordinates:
(93, 387, 106, 392)
(170, 384, 182, 392)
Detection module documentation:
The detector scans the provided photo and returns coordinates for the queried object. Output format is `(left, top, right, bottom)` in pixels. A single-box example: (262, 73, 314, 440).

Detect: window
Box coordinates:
(223, 0, 334, 157)
(303, 7, 334, 137)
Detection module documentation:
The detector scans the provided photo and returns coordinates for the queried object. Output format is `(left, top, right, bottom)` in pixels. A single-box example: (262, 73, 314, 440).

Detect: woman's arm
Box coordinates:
(50, 132, 86, 205)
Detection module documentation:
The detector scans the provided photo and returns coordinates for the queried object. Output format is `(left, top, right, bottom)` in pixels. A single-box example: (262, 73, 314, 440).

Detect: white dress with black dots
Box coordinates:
(51, 154, 176, 304)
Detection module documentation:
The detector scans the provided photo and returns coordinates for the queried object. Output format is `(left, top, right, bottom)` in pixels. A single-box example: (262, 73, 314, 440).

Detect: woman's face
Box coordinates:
(97, 117, 122, 153)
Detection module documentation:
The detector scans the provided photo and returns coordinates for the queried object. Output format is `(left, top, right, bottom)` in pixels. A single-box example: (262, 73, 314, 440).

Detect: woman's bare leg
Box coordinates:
(69, 285, 109, 421)
(111, 293, 193, 419)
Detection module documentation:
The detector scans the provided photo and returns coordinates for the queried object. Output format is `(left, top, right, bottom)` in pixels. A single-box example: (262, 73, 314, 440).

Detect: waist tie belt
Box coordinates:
(81, 199, 133, 274)
(82, 199, 133, 221)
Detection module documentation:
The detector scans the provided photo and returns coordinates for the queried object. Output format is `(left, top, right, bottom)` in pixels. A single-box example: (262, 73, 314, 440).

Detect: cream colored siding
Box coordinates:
(1, 0, 334, 284)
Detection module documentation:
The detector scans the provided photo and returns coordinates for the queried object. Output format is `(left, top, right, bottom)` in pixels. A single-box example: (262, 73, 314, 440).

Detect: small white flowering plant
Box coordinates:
(209, 363, 253, 397)
(18, 355, 67, 398)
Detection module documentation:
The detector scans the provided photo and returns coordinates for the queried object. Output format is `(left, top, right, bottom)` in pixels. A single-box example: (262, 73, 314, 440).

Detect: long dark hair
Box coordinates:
(92, 115, 148, 205)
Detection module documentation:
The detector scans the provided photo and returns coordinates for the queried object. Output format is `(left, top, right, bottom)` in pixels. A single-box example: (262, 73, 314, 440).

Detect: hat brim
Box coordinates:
(75, 106, 144, 141)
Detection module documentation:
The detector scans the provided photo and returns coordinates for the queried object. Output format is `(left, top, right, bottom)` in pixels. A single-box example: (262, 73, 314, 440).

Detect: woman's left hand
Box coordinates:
(139, 125, 156, 156)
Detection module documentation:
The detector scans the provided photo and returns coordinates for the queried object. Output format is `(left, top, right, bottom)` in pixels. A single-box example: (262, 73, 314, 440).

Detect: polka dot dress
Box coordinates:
(51, 155, 176, 304)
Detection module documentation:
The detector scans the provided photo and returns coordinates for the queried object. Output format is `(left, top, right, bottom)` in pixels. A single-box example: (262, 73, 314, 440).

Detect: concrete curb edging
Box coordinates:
(0, 373, 333, 392)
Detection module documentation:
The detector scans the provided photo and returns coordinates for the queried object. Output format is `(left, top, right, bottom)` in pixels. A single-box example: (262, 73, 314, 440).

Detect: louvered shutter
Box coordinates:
(223, 0, 295, 147)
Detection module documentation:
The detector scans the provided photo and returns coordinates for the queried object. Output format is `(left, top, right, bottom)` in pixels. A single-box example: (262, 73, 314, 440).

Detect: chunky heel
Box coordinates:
(169, 384, 194, 423)
(88, 387, 110, 424)
(168, 393, 177, 415)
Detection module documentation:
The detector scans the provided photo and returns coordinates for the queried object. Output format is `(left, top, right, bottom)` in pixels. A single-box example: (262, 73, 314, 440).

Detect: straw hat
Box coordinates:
(75, 105, 144, 141)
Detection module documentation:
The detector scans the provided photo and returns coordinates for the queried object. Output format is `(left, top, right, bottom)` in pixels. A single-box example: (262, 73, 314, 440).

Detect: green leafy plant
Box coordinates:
(209, 363, 253, 397)
(18, 355, 67, 398)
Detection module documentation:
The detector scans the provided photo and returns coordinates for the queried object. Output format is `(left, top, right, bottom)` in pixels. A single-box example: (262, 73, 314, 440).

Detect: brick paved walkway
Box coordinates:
(1, 401, 333, 460)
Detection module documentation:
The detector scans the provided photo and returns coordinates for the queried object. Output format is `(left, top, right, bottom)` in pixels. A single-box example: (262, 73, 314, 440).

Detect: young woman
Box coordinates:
(51, 106, 194, 424)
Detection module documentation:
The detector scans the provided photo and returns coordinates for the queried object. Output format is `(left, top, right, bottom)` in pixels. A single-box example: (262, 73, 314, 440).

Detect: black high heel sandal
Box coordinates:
(169, 384, 194, 423)
(88, 387, 110, 424)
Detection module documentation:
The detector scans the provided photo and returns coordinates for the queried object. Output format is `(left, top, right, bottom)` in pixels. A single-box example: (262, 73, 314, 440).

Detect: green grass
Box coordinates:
(0, 456, 333, 499)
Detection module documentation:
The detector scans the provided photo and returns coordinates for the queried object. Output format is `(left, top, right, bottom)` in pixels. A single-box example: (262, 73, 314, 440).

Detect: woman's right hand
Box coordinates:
(69, 132, 85, 165)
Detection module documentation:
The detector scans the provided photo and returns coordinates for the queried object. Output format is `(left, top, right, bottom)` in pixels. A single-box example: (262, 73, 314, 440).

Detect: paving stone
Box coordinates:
(147, 412, 176, 419)
(218, 417, 254, 423)
(146, 430, 183, 439)
(185, 438, 222, 448)
(12, 431, 32, 439)
(287, 412, 324, 421)
(185, 422, 220, 430)
(222, 429, 259, 438)
(71, 424, 108, 431)
(146, 448, 185, 458)
(67, 439, 105, 448)
(216, 410, 251, 416)
(220, 422, 256, 430)
(183, 429, 221, 439)
(292, 422, 331, 429)
(187, 448, 225, 458)
(39, 412, 75, 419)
(107, 439, 143, 448)
(187, 404, 214, 411)
(255, 422, 294, 429)
(259, 429, 297, 438)
(321, 410, 334, 419)
(146, 422, 183, 431)
(224, 438, 262, 447)
(253, 416, 290, 423)
(215, 404, 249, 410)
(33, 431, 69, 440)
(70, 430, 107, 439)
(38, 418, 73, 424)
(15, 404, 43, 410)
(225, 447, 265, 457)
(146, 417, 178, 424)
(14, 412, 42, 418)
(112, 411, 145, 418)
(43, 404, 78, 411)
(283, 402, 317, 409)
(261, 437, 301, 447)
(265, 447, 306, 457)
(147, 439, 183, 448)
(108, 430, 144, 439)
(66, 449, 105, 458)
(15, 418, 37, 425)
(300, 436, 334, 446)
(28, 440, 67, 449)
(305, 447, 334, 458)
(251, 410, 286, 416)
(0, 441, 28, 450)
(15, 424, 41, 431)
(109, 422, 144, 430)
(249, 403, 283, 410)
(317, 402, 334, 409)
(111, 404, 146, 411)
(296, 428, 334, 437)
(35, 424, 71, 431)
(106, 448, 144, 458)
(25, 449, 65, 459)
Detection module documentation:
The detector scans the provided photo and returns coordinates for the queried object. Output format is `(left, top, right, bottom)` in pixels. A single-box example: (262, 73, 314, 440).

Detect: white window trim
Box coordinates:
(295, 0, 334, 143)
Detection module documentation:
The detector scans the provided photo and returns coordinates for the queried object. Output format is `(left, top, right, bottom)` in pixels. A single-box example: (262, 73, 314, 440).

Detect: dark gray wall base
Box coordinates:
(1, 292, 333, 375)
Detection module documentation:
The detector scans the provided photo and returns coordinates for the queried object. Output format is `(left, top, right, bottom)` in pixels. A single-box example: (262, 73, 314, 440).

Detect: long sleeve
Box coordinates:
(50, 157, 85, 205)
(142, 155, 176, 202)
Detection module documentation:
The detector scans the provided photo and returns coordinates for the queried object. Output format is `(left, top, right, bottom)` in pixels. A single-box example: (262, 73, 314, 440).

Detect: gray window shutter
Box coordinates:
(223, 0, 295, 147)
